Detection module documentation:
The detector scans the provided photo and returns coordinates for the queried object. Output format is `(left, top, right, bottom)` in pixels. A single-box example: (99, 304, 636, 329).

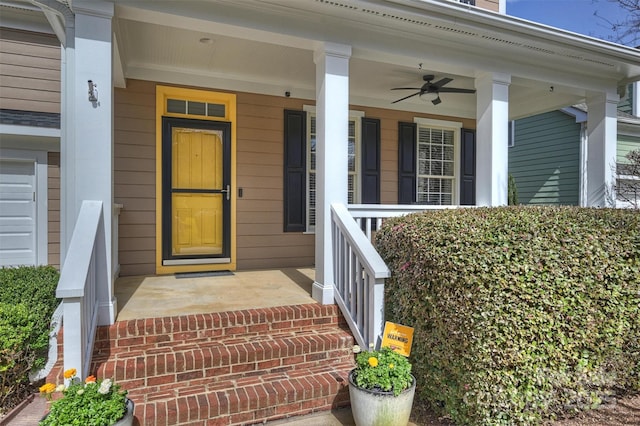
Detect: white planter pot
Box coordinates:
(348, 370, 416, 426)
(114, 398, 135, 426)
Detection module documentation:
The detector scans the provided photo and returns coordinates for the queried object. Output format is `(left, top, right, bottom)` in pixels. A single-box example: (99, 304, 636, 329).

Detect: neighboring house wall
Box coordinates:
(0, 28, 60, 113)
(617, 134, 640, 160)
(0, 27, 61, 267)
(475, 0, 500, 12)
(115, 79, 475, 275)
(509, 111, 581, 205)
(618, 84, 633, 116)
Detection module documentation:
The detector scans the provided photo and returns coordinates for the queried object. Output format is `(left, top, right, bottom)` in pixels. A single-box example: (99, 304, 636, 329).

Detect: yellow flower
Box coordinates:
(63, 368, 77, 379)
(368, 357, 379, 367)
(39, 383, 56, 394)
(389, 363, 394, 369)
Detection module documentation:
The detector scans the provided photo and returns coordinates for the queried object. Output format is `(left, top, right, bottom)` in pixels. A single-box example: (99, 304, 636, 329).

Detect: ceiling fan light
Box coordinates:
(432, 96, 442, 105)
(419, 92, 438, 102)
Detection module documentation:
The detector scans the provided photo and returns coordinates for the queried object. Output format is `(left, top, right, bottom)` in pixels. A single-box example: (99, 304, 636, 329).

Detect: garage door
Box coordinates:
(0, 159, 36, 267)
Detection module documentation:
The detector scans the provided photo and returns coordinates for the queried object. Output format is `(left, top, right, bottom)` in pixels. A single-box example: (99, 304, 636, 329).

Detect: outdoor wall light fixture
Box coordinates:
(88, 80, 98, 102)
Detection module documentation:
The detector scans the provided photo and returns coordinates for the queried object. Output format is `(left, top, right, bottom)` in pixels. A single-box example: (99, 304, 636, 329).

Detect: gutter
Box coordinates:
(378, 0, 640, 80)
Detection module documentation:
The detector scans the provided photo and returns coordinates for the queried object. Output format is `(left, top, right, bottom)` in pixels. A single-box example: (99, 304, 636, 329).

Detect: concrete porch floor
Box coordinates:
(114, 267, 316, 320)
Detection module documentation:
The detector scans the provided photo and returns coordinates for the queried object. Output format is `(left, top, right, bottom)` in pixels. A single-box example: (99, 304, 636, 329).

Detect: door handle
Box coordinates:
(220, 184, 231, 201)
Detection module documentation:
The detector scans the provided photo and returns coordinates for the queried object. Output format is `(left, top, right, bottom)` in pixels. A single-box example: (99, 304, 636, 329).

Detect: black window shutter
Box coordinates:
(398, 122, 417, 204)
(283, 110, 306, 232)
(361, 118, 381, 204)
(460, 128, 476, 205)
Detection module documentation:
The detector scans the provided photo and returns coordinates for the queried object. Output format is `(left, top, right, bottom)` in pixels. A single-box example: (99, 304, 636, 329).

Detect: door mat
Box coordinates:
(175, 271, 234, 279)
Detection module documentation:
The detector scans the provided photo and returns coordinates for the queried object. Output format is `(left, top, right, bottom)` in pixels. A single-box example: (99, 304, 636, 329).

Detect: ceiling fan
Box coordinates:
(391, 74, 476, 105)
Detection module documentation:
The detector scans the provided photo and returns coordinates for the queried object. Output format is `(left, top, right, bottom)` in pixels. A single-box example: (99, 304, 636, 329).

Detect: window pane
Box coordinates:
(187, 101, 206, 116)
(167, 99, 186, 114)
(348, 140, 356, 171)
(207, 103, 225, 117)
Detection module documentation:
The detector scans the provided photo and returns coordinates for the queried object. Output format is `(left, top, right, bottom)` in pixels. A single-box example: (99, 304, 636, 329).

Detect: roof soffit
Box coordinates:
(114, 0, 640, 85)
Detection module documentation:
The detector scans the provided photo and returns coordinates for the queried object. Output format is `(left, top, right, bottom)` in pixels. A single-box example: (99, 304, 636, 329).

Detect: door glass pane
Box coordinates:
(172, 193, 223, 256)
(171, 127, 225, 257)
(172, 128, 223, 190)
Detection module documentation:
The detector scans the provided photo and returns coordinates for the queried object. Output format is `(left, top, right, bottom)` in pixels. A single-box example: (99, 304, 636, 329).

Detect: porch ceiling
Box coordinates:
(113, 0, 640, 120)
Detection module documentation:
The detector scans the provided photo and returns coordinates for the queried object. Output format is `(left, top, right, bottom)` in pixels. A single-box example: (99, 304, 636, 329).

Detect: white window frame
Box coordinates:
(303, 106, 364, 232)
(413, 117, 462, 206)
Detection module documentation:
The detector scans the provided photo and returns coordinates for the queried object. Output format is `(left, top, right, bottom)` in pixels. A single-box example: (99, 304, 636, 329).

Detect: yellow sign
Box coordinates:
(381, 321, 414, 357)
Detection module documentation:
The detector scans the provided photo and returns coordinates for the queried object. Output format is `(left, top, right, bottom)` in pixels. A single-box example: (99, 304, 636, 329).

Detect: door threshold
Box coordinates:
(175, 271, 234, 279)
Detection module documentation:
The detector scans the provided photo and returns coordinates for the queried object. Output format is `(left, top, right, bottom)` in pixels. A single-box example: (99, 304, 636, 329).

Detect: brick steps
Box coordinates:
(48, 303, 356, 425)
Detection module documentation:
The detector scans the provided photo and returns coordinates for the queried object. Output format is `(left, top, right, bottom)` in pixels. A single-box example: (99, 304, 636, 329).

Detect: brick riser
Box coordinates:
(47, 304, 356, 425)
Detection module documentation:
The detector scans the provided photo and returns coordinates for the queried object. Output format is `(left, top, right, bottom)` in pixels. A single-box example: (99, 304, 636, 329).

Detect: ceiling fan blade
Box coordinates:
(391, 87, 422, 91)
(432, 78, 453, 89)
(437, 88, 476, 94)
(392, 92, 420, 104)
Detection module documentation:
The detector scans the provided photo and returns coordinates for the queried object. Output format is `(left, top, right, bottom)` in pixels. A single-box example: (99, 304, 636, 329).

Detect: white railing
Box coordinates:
(331, 203, 390, 349)
(348, 204, 459, 242)
(333, 203, 463, 347)
(56, 200, 105, 380)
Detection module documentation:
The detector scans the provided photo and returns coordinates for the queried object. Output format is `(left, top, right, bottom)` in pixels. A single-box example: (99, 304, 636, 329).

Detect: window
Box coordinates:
(306, 113, 362, 230)
(414, 119, 461, 205)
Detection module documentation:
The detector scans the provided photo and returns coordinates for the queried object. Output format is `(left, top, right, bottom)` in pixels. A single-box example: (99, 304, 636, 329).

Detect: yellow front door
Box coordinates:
(162, 118, 231, 265)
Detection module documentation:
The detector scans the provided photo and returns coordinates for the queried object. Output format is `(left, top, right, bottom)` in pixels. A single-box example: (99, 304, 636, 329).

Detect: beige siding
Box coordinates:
(47, 152, 60, 268)
(236, 93, 315, 270)
(114, 80, 475, 274)
(0, 28, 60, 113)
(114, 80, 156, 276)
(476, 0, 500, 12)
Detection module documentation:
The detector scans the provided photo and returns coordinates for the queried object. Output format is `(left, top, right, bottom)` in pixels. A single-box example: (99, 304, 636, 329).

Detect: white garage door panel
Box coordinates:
(0, 160, 36, 267)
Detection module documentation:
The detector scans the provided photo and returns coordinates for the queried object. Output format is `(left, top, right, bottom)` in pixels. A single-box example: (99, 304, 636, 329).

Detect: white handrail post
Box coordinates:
(369, 278, 385, 349)
(62, 296, 84, 381)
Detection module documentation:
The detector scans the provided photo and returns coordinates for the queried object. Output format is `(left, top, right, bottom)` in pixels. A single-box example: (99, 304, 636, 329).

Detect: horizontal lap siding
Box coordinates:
(617, 135, 640, 163)
(48, 152, 60, 268)
(114, 80, 156, 276)
(236, 93, 314, 269)
(0, 28, 60, 113)
(510, 111, 581, 205)
(351, 106, 475, 204)
(114, 81, 476, 273)
(476, 0, 500, 12)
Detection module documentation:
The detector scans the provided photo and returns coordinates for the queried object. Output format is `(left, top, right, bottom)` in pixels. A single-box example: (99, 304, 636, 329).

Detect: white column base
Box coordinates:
(97, 297, 117, 326)
(312, 281, 335, 305)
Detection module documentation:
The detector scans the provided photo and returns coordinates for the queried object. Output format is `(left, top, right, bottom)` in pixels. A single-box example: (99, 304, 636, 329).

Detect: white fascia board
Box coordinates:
(560, 107, 588, 123)
(0, 124, 60, 138)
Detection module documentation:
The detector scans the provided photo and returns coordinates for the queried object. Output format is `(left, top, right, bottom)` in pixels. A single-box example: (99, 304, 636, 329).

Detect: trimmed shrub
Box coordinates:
(0, 266, 59, 413)
(376, 206, 639, 425)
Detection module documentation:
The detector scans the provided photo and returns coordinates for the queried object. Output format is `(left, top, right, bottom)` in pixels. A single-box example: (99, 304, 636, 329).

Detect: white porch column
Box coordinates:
(313, 42, 351, 304)
(475, 72, 511, 206)
(63, 0, 116, 324)
(585, 90, 619, 207)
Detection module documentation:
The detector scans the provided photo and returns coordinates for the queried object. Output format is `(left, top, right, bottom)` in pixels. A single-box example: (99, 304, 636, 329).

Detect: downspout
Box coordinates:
(579, 122, 588, 207)
(30, 0, 75, 263)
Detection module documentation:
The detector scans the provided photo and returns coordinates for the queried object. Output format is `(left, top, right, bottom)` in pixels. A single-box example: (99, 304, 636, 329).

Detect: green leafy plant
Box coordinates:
(0, 266, 59, 414)
(376, 206, 640, 425)
(39, 368, 128, 426)
(352, 345, 413, 397)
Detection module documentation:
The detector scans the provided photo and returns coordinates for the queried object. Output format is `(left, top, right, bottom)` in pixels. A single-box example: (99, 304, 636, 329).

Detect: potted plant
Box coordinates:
(349, 345, 416, 426)
(38, 368, 133, 426)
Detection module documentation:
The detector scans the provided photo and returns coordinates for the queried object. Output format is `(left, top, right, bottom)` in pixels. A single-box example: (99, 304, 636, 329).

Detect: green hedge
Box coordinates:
(376, 207, 640, 425)
(0, 266, 59, 413)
